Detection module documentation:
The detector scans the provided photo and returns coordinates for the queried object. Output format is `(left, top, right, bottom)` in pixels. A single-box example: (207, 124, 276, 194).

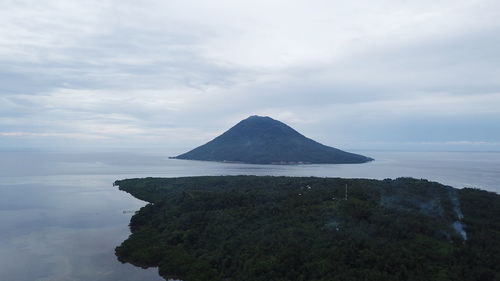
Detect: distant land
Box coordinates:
(172, 115, 373, 164)
(115, 176, 499, 281)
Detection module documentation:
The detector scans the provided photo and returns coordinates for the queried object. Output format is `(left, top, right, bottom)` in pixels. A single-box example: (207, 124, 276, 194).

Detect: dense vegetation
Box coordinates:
(173, 115, 373, 164)
(115, 176, 499, 281)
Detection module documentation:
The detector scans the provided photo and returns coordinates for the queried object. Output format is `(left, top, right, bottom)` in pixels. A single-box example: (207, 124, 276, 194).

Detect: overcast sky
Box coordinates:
(1, 0, 500, 153)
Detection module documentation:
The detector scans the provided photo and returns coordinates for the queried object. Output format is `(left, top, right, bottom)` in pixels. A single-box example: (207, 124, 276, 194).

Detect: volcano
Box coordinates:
(173, 115, 373, 164)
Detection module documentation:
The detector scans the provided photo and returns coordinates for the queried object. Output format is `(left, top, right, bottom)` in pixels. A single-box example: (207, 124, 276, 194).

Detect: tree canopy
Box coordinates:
(115, 176, 499, 281)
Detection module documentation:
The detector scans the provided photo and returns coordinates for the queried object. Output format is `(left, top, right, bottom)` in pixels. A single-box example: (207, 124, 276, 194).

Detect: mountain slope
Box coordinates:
(173, 115, 372, 164)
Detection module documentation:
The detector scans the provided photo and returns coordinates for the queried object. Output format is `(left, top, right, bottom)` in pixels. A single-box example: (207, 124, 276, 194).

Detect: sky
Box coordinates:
(1, 0, 500, 153)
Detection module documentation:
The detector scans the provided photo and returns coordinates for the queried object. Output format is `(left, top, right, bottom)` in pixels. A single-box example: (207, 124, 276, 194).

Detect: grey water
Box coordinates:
(1, 150, 499, 281)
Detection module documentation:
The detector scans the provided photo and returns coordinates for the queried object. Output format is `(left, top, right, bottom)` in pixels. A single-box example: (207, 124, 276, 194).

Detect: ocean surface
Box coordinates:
(0, 150, 499, 281)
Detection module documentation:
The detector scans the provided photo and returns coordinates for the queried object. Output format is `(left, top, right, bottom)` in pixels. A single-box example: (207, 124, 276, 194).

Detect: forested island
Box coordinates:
(115, 176, 499, 281)
(173, 116, 373, 164)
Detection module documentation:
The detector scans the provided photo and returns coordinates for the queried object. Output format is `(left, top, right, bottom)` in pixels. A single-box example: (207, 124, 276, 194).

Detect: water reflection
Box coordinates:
(0, 176, 164, 281)
(0, 150, 499, 281)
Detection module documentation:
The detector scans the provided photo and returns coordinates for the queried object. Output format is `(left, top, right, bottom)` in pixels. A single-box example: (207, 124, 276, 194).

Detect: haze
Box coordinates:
(1, 0, 499, 153)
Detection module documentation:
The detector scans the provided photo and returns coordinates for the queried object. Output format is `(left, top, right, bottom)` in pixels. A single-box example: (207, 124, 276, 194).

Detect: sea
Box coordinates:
(1, 150, 499, 281)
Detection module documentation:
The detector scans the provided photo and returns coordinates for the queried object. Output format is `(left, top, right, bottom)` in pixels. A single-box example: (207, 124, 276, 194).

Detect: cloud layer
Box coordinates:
(1, 0, 500, 152)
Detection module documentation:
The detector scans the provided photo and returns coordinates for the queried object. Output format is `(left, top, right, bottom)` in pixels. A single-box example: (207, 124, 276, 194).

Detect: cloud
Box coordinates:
(0, 0, 499, 151)
(0, 132, 108, 139)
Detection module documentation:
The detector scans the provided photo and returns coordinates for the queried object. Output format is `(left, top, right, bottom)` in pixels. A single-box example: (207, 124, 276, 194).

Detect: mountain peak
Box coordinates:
(240, 115, 283, 126)
(244, 115, 275, 121)
(174, 116, 373, 164)
(247, 115, 268, 119)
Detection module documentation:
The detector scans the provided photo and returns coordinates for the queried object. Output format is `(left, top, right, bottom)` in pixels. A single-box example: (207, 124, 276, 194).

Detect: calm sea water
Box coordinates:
(0, 150, 499, 281)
